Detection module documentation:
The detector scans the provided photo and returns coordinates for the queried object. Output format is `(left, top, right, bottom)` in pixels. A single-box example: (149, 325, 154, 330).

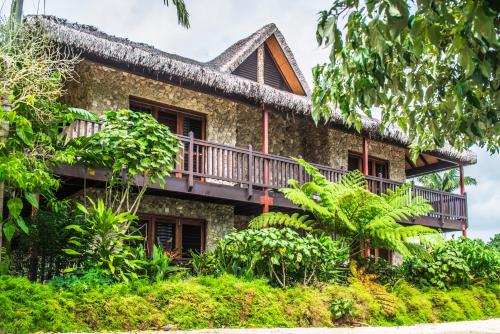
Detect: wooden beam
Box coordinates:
(405, 155, 417, 169)
(420, 154, 429, 165)
(363, 137, 369, 175)
(405, 160, 457, 178)
(264, 36, 306, 96)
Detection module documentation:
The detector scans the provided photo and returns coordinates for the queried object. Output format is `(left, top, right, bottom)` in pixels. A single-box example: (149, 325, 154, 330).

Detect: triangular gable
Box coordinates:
(208, 24, 309, 96)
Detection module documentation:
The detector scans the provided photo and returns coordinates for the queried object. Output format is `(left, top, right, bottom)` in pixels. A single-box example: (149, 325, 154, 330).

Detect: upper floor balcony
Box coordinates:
(57, 119, 468, 232)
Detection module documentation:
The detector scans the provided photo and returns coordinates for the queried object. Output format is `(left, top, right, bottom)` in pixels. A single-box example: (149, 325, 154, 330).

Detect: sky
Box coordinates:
(2, 0, 498, 241)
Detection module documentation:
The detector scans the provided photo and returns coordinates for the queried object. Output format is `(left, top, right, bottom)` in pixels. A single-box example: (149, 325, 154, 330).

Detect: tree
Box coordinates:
(417, 168, 477, 192)
(313, 0, 499, 159)
(250, 159, 439, 258)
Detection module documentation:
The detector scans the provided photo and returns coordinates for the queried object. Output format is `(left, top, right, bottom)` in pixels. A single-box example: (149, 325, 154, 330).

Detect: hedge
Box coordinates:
(0, 274, 499, 333)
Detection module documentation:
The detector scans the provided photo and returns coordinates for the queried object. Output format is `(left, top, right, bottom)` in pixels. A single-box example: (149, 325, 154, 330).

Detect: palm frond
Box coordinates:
(249, 212, 315, 231)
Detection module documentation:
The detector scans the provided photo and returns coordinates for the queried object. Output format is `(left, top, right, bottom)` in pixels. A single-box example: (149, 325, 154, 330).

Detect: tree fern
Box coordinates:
(249, 212, 315, 231)
(252, 159, 439, 259)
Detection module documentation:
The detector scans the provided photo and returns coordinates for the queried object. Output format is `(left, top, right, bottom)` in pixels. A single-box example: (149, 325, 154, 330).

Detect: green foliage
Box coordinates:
(418, 168, 477, 192)
(451, 238, 500, 283)
(0, 21, 86, 242)
(8, 204, 79, 281)
(488, 233, 500, 252)
(403, 238, 499, 289)
(215, 228, 349, 287)
(72, 109, 180, 215)
(134, 245, 182, 282)
(2, 275, 498, 333)
(364, 257, 405, 286)
(251, 159, 438, 258)
(330, 297, 354, 321)
(249, 212, 315, 231)
(63, 198, 143, 282)
(189, 250, 220, 276)
(313, 0, 500, 156)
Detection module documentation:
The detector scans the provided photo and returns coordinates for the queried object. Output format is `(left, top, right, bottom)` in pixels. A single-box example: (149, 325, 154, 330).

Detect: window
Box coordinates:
(347, 152, 389, 179)
(129, 97, 205, 140)
(140, 215, 205, 258)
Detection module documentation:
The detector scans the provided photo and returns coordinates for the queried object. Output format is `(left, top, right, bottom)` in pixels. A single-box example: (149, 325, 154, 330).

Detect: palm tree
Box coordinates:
(250, 159, 439, 259)
(8, 0, 190, 28)
(418, 169, 477, 193)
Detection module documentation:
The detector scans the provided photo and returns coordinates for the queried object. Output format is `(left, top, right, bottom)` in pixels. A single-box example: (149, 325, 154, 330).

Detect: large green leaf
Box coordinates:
(7, 198, 23, 218)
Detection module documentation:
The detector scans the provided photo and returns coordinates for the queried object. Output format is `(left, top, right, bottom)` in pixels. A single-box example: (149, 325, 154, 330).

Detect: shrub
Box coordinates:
(215, 228, 349, 287)
(402, 241, 472, 289)
(330, 297, 354, 321)
(402, 238, 500, 289)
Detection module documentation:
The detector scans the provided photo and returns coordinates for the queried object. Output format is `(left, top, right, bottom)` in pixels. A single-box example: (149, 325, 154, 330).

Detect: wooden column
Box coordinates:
(459, 165, 467, 237)
(362, 137, 370, 257)
(363, 137, 369, 176)
(257, 45, 272, 213)
(459, 165, 465, 195)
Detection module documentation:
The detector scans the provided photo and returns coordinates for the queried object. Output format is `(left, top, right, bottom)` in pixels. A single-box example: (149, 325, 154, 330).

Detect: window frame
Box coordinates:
(347, 151, 390, 179)
(129, 96, 206, 140)
(138, 213, 206, 258)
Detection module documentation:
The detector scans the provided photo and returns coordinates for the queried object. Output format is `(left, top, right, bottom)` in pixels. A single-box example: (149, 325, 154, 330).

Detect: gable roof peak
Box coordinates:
(208, 23, 310, 95)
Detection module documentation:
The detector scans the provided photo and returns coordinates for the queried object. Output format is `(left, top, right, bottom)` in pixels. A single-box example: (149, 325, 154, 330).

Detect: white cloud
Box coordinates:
(3, 0, 498, 241)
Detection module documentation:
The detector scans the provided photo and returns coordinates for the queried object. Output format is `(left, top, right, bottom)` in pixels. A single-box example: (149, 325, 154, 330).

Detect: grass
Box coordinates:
(0, 274, 498, 333)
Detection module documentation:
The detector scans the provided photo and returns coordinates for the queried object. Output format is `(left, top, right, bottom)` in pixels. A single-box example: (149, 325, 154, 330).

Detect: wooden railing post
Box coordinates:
(187, 131, 194, 191)
(439, 193, 444, 226)
(378, 172, 383, 194)
(248, 145, 253, 199)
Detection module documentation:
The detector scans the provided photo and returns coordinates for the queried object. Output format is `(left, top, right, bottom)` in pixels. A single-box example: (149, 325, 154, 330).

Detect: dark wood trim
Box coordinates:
(137, 213, 206, 257)
(406, 160, 458, 178)
(420, 154, 429, 166)
(405, 155, 417, 169)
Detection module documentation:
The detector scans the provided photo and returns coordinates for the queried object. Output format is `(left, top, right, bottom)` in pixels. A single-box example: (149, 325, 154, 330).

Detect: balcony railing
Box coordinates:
(64, 119, 468, 227)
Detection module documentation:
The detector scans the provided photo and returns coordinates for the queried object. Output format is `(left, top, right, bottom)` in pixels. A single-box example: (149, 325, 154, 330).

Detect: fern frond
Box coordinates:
(67, 107, 99, 121)
(249, 212, 315, 231)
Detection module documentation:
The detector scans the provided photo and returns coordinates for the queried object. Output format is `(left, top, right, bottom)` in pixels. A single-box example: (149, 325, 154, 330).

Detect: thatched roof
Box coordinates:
(207, 23, 310, 95)
(25, 15, 476, 166)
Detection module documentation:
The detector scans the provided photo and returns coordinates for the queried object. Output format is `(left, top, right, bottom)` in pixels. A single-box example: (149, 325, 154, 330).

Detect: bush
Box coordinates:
(402, 238, 500, 289)
(214, 228, 349, 287)
(0, 275, 498, 333)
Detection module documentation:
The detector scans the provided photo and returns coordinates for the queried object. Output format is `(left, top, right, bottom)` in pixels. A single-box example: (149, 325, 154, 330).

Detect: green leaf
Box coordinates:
(3, 222, 17, 241)
(15, 216, 29, 234)
(7, 198, 23, 218)
(63, 248, 82, 256)
(24, 192, 39, 209)
(76, 202, 89, 215)
(16, 124, 33, 146)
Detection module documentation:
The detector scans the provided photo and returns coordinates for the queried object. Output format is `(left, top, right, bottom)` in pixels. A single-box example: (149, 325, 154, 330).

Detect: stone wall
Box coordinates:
(64, 60, 406, 182)
(72, 188, 234, 250)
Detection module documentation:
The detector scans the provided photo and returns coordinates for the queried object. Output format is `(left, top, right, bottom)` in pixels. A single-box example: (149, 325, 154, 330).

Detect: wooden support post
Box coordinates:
(459, 165, 465, 196)
(440, 193, 444, 226)
(462, 192, 468, 238)
(363, 137, 369, 176)
(378, 172, 383, 194)
(188, 131, 194, 191)
(248, 145, 253, 199)
(374, 248, 379, 263)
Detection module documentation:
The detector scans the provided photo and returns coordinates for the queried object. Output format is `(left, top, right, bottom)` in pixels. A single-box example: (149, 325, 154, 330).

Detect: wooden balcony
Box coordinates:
(61, 119, 468, 231)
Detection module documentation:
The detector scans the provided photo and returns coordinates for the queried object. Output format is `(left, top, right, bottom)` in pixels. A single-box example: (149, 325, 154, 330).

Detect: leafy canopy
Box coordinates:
(313, 0, 499, 157)
(418, 168, 477, 192)
(250, 159, 439, 258)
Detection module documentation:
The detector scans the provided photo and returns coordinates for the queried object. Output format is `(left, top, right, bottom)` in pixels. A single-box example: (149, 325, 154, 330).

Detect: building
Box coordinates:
(27, 16, 476, 259)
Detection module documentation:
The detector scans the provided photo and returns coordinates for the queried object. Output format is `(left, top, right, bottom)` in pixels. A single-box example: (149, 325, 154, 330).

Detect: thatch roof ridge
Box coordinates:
(26, 15, 476, 166)
(207, 23, 311, 95)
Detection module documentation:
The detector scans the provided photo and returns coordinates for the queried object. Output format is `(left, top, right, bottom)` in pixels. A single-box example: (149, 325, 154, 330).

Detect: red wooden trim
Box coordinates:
(459, 165, 465, 195)
(363, 137, 369, 176)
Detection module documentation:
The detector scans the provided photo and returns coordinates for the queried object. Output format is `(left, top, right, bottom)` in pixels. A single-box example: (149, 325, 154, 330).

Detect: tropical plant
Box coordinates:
(488, 233, 500, 252)
(215, 227, 349, 288)
(418, 168, 477, 192)
(189, 249, 220, 276)
(452, 237, 499, 283)
(0, 17, 95, 269)
(63, 198, 143, 282)
(330, 297, 354, 322)
(71, 110, 180, 217)
(402, 241, 473, 289)
(134, 244, 181, 282)
(250, 159, 438, 258)
(313, 0, 499, 157)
